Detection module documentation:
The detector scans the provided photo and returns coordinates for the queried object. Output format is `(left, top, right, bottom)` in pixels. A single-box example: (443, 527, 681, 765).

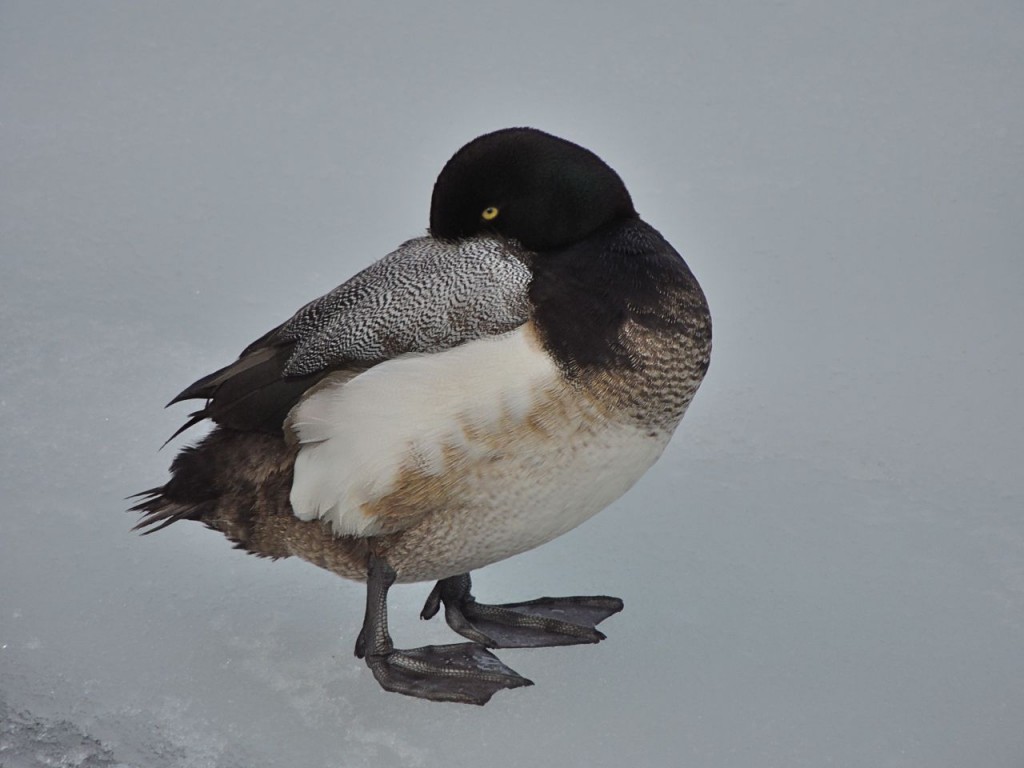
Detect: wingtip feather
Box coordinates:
(161, 410, 209, 449)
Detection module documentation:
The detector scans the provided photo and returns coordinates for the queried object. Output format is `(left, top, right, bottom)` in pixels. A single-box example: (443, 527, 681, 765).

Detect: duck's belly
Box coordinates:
(286, 324, 681, 583)
(379, 415, 671, 583)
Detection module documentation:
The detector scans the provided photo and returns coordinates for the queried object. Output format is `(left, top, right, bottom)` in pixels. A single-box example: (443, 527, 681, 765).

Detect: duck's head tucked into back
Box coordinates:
(429, 127, 638, 251)
(133, 126, 712, 706)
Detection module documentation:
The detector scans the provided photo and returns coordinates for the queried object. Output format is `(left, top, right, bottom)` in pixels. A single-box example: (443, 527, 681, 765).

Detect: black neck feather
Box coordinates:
(529, 218, 707, 375)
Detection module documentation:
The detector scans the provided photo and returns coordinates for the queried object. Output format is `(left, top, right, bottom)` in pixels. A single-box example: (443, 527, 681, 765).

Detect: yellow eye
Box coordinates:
(481, 206, 499, 221)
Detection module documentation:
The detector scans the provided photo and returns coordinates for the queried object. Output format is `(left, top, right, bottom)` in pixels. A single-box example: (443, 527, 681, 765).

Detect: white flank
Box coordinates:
(287, 325, 561, 536)
(287, 323, 675, 578)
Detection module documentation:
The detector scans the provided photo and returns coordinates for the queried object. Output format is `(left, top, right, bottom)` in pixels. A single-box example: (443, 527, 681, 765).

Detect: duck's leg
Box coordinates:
(353, 553, 532, 705)
(420, 572, 624, 648)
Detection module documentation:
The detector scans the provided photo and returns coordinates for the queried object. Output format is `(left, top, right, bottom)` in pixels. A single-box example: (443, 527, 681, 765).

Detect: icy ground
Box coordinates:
(2, 2, 1023, 766)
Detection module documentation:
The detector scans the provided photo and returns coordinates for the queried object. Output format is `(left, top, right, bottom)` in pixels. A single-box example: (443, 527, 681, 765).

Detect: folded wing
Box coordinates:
(169, 236, 533, 435)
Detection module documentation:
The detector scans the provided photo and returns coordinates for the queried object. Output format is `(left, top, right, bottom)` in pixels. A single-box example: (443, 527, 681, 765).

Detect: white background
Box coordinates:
(2, 2, 1022, 766)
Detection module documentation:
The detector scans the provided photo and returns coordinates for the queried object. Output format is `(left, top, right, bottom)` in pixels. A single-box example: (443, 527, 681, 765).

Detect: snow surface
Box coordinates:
(2, 1, 1022, 766)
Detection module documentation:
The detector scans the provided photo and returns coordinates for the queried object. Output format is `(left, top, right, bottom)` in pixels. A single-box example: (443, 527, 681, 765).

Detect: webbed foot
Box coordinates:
(357, 555, 531, 704)
(420, 573, 624, 648)
(365, 643, 532, 705)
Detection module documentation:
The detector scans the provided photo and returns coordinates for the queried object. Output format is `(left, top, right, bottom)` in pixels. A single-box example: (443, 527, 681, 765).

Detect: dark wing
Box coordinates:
(168, 236, 532, 436)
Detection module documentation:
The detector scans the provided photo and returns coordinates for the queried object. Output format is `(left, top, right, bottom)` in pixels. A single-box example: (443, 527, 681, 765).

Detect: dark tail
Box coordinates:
(129, 486, 203, 534)
(130, 426, 369, 580)
(129, 428, 297, 554)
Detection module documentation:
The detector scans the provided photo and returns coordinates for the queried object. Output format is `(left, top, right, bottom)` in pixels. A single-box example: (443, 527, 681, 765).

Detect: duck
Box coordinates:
(132, 127, 712, 705)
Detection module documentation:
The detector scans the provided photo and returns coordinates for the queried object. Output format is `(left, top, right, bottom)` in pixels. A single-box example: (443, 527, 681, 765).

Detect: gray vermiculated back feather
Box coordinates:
(276, 236, 533, 376)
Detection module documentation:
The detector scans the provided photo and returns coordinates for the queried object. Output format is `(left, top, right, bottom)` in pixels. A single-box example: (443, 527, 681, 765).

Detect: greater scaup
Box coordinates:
(133, 127, 712, 704)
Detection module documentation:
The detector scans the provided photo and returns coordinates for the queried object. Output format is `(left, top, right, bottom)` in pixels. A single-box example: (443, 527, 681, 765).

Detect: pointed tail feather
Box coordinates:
(129, 488, 209, 534)
(128, 432, 229, 534)
(129, 428, 292, 546)
(129, 426, 369, 581)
